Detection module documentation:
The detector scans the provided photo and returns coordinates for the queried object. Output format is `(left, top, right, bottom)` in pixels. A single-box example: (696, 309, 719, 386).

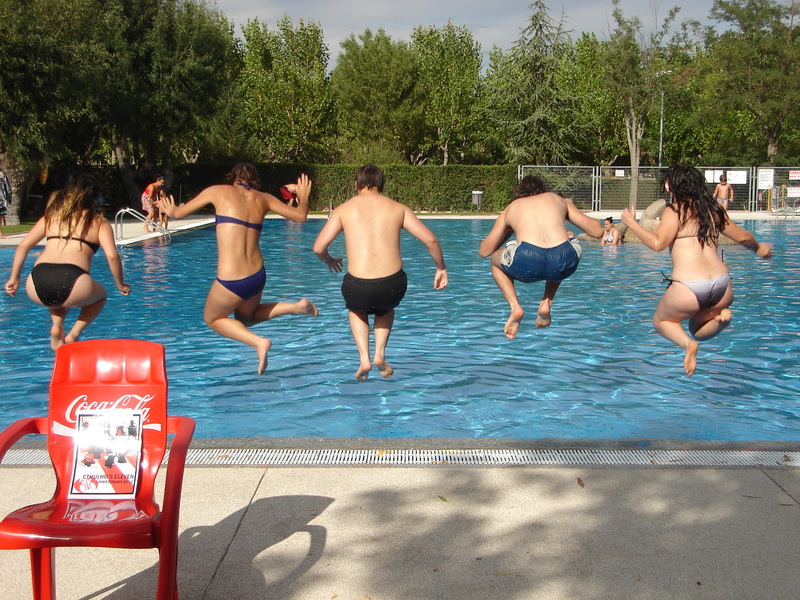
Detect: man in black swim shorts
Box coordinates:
(313, 165, 448, 380)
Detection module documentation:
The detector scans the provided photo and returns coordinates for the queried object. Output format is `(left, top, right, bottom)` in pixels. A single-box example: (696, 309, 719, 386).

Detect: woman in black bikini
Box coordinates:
(621, 165, 772, 376)
(158, 163, 318, 374)
(5, 172, 130, 350)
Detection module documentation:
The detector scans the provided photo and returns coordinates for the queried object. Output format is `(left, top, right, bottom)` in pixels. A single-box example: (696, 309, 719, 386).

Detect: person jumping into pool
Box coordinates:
(5, 172, 131, 350)
(158, 163, 318, 375)
(312, 164, 448, 380)
(621, 165, 772, 376)
(479, 175, 604, 338)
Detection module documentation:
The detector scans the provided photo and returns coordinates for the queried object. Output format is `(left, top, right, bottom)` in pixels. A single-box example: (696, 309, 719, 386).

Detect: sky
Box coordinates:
(211, 0, 719, 65)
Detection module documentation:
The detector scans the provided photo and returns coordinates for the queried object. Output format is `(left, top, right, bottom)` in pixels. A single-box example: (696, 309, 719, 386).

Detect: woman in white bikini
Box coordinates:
(5, 172, 130, 350)
(158, 163, 318, 374)
(621, 165, 772, 376)
(600, 217, 621, 245)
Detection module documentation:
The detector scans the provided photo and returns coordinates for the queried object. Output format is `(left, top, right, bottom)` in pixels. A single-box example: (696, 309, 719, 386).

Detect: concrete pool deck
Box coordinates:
(0, 455, 798, 600)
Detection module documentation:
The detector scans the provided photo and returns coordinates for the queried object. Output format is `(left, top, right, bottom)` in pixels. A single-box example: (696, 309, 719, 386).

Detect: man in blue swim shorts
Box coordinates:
(479, 175, 604, 339)
(314, 165, 448, 380)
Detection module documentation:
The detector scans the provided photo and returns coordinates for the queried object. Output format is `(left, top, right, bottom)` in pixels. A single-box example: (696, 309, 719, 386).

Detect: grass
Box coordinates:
(2, 223, 35, 235)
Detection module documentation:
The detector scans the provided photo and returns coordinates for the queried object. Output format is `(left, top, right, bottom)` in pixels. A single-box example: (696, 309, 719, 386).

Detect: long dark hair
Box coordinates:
(661, 165, 726, 248)
(44, 172, 102, 238)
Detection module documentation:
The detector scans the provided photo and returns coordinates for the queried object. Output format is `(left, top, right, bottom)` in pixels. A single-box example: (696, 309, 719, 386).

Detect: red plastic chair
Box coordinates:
(0, 339, 195, 600)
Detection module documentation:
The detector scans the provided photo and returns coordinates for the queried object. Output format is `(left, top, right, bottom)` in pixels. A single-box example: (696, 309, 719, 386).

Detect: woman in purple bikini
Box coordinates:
(159, 163, 318, 374)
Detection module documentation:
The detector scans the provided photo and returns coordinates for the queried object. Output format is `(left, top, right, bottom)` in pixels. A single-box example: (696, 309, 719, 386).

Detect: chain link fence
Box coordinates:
(517, 165, 800, 213)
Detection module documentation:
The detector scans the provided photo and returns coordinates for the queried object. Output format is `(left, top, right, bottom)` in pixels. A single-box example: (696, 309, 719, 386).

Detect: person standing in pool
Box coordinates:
(5, 172, 130, 350)
(158, 163, 318, 374)
(713, 173, 734, 210)
(621, 165, 772, 376)
(479, 175, 604, 338)
(312, 164, 448, 380)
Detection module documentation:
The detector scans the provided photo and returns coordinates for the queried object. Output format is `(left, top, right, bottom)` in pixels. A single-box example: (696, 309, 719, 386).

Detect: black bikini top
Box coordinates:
(215, 214, 263, 232)
(46, 235, 100, 253)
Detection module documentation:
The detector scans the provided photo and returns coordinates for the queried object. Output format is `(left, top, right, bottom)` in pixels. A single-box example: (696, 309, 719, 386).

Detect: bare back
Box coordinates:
(37, 213, 107, 272)
(209, 185, 270, 279)
(504, 192, 571, 247)
(334, 191, 406, 278)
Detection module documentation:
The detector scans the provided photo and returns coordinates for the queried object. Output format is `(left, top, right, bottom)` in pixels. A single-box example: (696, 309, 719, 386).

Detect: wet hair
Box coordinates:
(225, 163, 260, 190)
(661, 165, 726, 248)
(44, 172, 102, 239)
(514, 175, 547, 199)
(355, 164, 384, 193)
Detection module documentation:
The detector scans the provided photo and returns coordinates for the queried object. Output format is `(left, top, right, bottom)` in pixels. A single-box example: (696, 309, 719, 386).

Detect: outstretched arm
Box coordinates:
(98, 220, 130, 295)
(158, 186, 214, 219)
(621, 205, 680, 252)
(721, 219, 772, 258)
(402, 206, 447, 289)
(565, 198, 604, 239)
(478, 210, 513, 257)
(312, 211, 344, 273)
(5, 218, 45, 296)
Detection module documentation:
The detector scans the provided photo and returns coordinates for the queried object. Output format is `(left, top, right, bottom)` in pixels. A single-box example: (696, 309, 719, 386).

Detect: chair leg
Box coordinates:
(155, 546, 179, 600)
(30, 547, 55, 600)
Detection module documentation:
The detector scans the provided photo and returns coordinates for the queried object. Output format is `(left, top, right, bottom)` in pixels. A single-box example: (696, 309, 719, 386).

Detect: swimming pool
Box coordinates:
(1, 218, 798, 441)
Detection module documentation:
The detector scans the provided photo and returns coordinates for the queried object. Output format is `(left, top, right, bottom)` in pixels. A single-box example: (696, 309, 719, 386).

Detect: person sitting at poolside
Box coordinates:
(312, 164, 448, 380)
(158, 163, 318, 374)
(479, 175, 604, 338)
(5, 172, 131, 350)
(621, 165, 772, 376)
(600, 216, 621, 245)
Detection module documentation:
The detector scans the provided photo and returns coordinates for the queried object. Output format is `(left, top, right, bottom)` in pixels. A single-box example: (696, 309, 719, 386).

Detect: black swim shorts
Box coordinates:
(341, 270, 407, 316)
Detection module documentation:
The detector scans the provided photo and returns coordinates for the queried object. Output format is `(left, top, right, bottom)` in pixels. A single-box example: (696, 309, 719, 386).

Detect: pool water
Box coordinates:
(1, 218, 798, 441)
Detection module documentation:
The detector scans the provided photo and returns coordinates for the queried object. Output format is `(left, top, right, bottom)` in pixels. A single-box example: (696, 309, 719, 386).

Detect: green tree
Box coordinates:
(483, 1, 580, 165)
(97, 0, 234, 202)
(604, 0, 680, 209)
(0, 0, 106, 222)
(331, 29, 423, 164)
(240, 16, 335, 163)
(558, 33, 627, 165)
(411, 21, 482, 165)
(705, 0, 800, 164)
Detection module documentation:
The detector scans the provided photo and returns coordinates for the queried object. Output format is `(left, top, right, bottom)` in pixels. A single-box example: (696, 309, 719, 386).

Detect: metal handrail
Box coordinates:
(114, 208, 171, 242)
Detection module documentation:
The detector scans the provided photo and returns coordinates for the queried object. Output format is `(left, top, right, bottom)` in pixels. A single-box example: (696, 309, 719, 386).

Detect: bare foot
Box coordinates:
(716, 308, 732, 327)
(536, 298, 552, 328)
(256, 338, 272, 375)
(298, 298, 319, 316)
(684, 340, 699, 376)
(355, 361, 371, 381)
(374, 358, 394, 378)
(504, 307, 524, 339)
(50, 324, 65, 351)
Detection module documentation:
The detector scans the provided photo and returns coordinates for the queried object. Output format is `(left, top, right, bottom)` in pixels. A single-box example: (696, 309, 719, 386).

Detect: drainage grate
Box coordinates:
(3, 448, 798, 467)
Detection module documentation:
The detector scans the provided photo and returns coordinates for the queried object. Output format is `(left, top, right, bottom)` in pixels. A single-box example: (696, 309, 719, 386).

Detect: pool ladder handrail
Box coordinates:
(114, 208, 172, 242)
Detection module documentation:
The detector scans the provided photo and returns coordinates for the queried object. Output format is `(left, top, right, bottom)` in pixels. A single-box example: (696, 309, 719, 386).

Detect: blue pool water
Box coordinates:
(1, 218, 798, 441)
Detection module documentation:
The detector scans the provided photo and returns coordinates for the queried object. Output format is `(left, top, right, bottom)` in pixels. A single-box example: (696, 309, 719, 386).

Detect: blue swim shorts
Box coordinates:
(499, 239, 582, 283)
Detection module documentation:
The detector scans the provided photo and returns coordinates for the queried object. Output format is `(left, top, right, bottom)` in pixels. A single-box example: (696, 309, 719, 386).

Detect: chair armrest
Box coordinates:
(160, 416, 196, 528)
(0, 418, 48, 463)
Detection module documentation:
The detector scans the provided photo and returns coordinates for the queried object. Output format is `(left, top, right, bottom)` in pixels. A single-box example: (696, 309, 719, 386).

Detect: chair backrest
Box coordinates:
(48, 340, 168, 511)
